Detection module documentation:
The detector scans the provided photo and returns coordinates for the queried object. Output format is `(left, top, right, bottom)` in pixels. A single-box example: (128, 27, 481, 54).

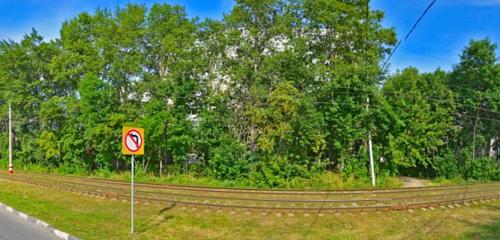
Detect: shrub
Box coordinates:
(432, 152, 460, 179)
(463, 157, 500, 180)
(340, 156, 370, 180)
(55, 162, 90, 175)
(207, 136, 250, 181)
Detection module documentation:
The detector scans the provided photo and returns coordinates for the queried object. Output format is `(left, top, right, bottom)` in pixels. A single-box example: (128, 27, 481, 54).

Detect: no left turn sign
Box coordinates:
(122, 127, 144, 155)
(122, 126, 145, 234)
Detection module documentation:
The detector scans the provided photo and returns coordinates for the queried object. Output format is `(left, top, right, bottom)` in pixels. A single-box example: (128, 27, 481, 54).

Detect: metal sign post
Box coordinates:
(131, 155, 134, 234)
(122, 127, 144, 235)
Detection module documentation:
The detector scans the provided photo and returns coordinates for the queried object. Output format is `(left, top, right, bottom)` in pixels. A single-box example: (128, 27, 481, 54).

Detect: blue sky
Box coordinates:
(0, 0, 499, 73)
(372, 0, 500, 72)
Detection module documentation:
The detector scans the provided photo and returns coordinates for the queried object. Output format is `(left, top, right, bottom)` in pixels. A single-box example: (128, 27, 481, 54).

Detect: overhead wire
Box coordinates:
(167, 86, 500, 118)
(382, 89, 500, 114)
(381, 0, 438, 71)
(461, 115, 500, 123)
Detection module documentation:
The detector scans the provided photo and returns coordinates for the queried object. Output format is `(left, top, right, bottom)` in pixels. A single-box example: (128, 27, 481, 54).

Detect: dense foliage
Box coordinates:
(0, 0, 499, 186)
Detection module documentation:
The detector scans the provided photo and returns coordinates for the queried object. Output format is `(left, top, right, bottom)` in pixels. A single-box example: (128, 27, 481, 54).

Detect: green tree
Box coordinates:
(382, 68, 456, 176)
(451, 39, 500, 162)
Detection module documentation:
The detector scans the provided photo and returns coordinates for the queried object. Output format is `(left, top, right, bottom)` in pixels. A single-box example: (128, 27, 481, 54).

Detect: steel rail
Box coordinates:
(1, 174, 498, 213)
(4, 175, 499, 212)
(2, 175, 379, 204)
(13, 172, 500, 196)
(4, 174, 499, 205)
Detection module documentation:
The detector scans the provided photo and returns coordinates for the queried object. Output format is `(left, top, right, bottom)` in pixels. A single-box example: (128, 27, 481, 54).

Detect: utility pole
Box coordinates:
(365, 0, 375, 187)
(367, 97, 375, 187)
(8, 103, 13, 174)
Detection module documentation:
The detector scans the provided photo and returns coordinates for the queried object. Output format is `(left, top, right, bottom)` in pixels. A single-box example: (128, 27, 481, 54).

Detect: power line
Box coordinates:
(382, 90, 500, 116)
(381, 0, 438, 70)
(427, 96, 500, 116)
(462, 114, 500, 123)
(169, 87, 500, 116)
(448, 84, 500, 99)
(167, 86, 500, 114)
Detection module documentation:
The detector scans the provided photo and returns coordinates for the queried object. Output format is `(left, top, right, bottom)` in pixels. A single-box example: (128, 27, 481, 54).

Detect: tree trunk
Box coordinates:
(489, 138, 496, 158)
(472, 109, 479, 161)
(159, 159, 163, 177)
(159, 149, 163, 177)
(143, 156, 150, 174)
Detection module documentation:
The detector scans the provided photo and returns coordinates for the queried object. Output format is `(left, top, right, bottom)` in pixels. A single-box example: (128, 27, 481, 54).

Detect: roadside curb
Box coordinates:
(0, 202, 79, 240)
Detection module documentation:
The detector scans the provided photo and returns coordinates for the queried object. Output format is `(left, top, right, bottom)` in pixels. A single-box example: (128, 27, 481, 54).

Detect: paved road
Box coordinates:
(0, 206, 57, 240)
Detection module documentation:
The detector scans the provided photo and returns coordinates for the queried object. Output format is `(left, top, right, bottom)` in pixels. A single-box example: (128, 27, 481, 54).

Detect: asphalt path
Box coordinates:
(0, 206, 57, 240)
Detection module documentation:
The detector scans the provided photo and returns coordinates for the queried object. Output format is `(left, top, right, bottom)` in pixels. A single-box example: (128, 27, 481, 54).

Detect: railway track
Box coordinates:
(1, 173, 499, 213)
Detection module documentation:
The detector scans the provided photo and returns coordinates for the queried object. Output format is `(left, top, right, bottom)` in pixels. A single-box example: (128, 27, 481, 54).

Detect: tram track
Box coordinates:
(18, 171, 499, 195)
(1, 173, 499, 213)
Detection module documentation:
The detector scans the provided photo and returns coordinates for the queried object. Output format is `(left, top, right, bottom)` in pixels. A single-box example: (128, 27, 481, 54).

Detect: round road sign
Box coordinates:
(125, 129, 143, 153)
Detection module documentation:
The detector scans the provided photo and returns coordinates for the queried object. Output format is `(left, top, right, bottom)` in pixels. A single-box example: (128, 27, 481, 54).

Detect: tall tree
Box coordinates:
(451, 39, 500, 161)
(382, 68, 456, 175)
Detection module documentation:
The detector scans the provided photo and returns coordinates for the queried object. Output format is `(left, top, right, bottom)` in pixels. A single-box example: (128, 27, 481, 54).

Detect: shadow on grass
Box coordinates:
(135, 203, 176, 234)
(463, 205, 500, 240)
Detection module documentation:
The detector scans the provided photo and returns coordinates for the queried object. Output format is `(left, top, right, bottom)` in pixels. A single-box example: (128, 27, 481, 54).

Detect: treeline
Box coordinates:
(0, 1, 498, 186)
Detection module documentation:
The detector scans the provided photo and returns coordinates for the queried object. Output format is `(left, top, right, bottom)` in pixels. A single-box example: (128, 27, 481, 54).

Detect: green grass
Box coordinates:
(6, 162, 496, 190)
(14, 163, 402, 190)
(429, 177, 469, 186)
(427, 177, 498, 189)
(0, 178, 499, 239)
(104, 171, 403, 190)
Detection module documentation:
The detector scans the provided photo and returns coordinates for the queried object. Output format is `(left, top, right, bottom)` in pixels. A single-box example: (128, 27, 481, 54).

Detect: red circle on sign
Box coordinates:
(125, 129, 143, 153)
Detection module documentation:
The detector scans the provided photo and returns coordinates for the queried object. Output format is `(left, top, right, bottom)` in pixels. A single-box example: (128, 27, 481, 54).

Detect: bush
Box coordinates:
(248, 155, 308, 188)
(248, 158, 286, 188)
(463, 157, 500, 180)
(55, 162, 90, 175)
(207, 136, 250, 181)
(94, 167, 113, 178)
(20, 163, 51, 173)
(432, 152, 460, 179)
(340, 156, 369, 180)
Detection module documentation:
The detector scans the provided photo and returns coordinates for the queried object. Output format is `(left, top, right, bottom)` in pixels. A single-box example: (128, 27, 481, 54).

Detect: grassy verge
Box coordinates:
(0, 178, 499, 240)
(101, 171, 403, 190)
(9, 161, 497, 190)
(14, 163, 402, 190)
(429, 177, 468, 186)
(5, 162, 495, 190)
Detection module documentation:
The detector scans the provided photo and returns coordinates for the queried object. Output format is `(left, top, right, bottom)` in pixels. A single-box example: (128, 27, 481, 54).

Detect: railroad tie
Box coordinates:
(4, 174, 500, 216)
